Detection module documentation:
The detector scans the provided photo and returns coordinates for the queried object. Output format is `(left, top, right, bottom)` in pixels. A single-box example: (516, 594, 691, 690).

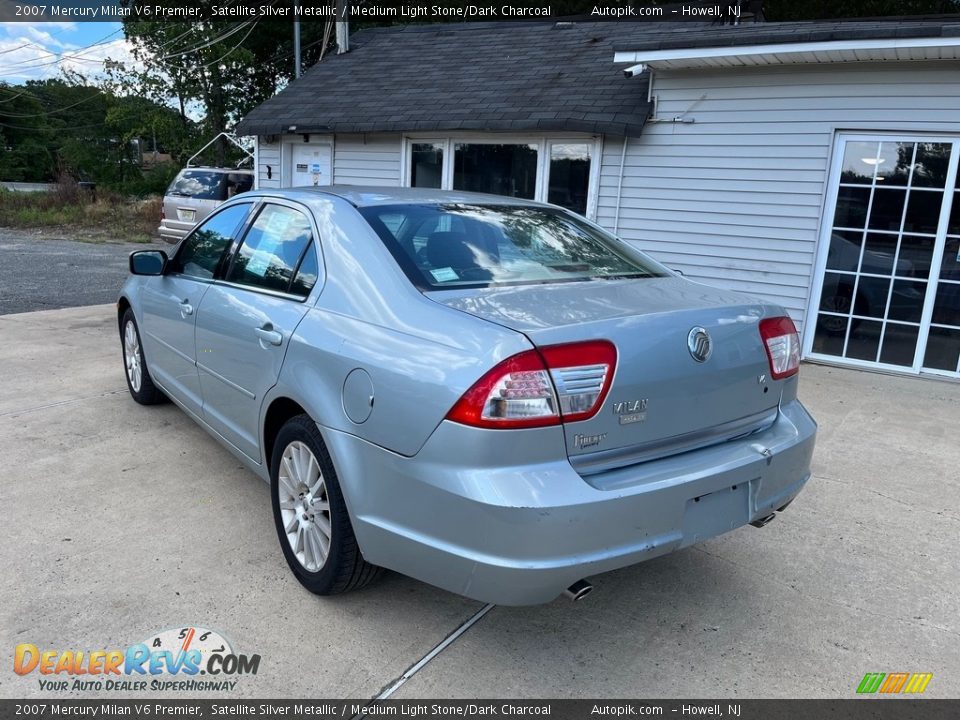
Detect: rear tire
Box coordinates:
(270, 414, 381, 595)
(121, 309, 165, 405)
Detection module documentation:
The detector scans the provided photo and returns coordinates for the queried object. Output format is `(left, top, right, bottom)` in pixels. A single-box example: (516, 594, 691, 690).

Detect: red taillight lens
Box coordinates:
(445, 340, 617, 429)
(759, 316, 801, 380)
(541, 340, 617, 423)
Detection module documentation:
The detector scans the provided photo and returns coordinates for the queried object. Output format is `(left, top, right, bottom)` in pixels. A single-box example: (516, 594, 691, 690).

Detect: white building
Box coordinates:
(236, 19, 960, 379)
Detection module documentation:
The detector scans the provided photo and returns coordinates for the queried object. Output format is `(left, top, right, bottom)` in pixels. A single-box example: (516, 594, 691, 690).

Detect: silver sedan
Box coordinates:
(119, 187, 816, 605)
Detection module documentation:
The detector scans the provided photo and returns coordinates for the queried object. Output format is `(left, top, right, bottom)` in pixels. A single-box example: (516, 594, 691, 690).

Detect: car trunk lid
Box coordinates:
(431, 277, 781, 470)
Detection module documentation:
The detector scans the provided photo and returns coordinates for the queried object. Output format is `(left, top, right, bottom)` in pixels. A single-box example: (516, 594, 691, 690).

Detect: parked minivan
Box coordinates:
(159, 167, 253, 243)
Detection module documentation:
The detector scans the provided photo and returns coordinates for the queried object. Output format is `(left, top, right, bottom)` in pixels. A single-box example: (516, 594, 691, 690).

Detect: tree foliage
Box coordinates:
(0, 76, 188, 191)
(118, 2, 332, 165)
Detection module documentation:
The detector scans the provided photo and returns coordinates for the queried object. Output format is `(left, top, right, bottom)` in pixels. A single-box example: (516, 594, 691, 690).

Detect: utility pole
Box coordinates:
(293, 2, 302, 78)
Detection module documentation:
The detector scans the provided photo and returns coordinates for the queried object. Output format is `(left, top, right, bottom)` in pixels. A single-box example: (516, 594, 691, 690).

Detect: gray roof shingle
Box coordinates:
(234, 22, 653, 138)
(235, 18, 960, 138)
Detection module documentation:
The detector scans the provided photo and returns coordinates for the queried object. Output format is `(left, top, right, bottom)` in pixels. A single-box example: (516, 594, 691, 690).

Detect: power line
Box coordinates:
(0, 28, 124, 74)
(0, 23, 75, 56)
(159, 21, 253, 60)
(0, 89, 105, 118)
(197, 20, 261, 71)
(0, 119, 110, 131)
(0, 88, 30, 105)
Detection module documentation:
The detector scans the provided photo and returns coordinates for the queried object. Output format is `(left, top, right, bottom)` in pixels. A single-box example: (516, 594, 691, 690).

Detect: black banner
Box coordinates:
(0, 700, 958, 720)
(1, 0, 955, 23)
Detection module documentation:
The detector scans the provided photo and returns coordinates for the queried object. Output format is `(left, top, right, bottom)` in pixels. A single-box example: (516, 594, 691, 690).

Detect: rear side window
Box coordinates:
(167, 170, 230, 200)
(360, 203, 666, 289)
(227, 204, 315, 295)
(171, 203, 252, 279)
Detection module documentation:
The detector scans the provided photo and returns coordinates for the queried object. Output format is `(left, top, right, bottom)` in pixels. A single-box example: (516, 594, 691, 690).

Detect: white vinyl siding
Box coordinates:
(333, 134, 402, 185)
(597, 61, 960, 332)
(256, 138, 281, 189)
(254, 133, 401, 188)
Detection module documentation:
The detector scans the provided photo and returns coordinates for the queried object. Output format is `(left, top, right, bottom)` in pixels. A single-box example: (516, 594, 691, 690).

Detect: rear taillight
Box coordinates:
(445, 341, 617, 429)
(759, 316, 800, 380)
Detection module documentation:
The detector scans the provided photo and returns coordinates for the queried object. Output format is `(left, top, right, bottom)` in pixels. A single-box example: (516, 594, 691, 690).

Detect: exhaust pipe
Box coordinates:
(750, 513, 777, 528)
(563, 579, 593, 602)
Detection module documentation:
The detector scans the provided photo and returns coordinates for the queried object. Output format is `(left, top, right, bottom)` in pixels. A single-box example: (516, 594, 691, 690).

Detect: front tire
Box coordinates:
(121, 309, 165, 405)
(270, 414, 381, 595)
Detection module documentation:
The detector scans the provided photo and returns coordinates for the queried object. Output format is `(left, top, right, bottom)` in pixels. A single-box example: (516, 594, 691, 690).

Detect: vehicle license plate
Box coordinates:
(680, 481, 752, 546)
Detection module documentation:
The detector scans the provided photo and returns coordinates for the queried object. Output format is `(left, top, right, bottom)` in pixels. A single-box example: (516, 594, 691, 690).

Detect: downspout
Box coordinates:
(612, 66, 651, 235)
(613, 136, 628, 236)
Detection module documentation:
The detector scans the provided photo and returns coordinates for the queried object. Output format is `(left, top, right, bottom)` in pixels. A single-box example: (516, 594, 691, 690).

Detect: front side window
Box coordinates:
(361, 203, 665, 289)
(172, 203, 252, 279)
(227, 204, 315, 295)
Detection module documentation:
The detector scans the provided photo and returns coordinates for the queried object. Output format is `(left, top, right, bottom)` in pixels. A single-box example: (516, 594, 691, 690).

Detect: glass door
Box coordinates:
(923, 199, 960, 374)
(810, 136, 960, 377)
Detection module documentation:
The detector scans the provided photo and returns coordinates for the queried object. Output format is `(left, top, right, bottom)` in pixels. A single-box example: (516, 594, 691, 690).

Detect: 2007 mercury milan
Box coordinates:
(118, 187, 816, 605)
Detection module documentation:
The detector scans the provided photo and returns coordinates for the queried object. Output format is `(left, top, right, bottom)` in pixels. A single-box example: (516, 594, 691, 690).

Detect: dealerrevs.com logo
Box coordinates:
(13, 626, 261, 692)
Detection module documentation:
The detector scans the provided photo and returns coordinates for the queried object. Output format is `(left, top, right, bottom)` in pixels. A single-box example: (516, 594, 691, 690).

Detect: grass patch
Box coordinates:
(0, 183, 161, 243)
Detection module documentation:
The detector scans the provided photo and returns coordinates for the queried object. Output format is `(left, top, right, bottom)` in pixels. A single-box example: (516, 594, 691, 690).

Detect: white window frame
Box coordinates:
(400, 133, 602, 220)
(803, 131, 960, 376)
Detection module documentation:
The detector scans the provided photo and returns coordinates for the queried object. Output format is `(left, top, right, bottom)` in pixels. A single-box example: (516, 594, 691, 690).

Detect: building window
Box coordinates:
(404, 136, 599, 219)
(547, 143, 592, 216)
(810, 136, 960, 377)
(411, 142, 443, 189)
(453, 143, 538, 199)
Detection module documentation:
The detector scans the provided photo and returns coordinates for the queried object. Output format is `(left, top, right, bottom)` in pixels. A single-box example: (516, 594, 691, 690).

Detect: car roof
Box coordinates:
(258, 186, 549, 208)
(180, 167, 253, 174)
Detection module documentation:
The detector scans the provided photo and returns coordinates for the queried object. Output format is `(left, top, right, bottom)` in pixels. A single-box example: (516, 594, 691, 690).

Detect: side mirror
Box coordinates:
(130, 250, 168, 276)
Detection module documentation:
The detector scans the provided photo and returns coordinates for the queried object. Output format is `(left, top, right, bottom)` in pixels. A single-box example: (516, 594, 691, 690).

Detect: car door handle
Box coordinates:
(255, 325, 283, 347)
(179, 299, 193, 317)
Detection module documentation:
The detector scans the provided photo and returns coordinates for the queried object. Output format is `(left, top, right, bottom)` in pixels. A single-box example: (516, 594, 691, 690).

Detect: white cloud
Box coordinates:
(0, 23, 141, 84)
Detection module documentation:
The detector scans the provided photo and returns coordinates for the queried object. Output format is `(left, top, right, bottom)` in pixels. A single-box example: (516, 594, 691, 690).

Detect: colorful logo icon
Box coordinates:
(13, 626, 260, 692)
(857, 672, 933, 694)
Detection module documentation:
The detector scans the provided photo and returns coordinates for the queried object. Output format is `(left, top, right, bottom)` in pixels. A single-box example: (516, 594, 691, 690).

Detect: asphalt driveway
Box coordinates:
(1, 304, 957, 699)
(0, 230, 166, 315)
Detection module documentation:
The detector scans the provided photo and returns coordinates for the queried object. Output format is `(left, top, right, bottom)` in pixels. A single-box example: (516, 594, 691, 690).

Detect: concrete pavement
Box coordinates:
(1, 304, 957, 699)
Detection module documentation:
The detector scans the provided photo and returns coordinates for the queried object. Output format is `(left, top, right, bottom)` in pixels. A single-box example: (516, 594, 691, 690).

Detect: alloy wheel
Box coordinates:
(277, 440, 332, 572)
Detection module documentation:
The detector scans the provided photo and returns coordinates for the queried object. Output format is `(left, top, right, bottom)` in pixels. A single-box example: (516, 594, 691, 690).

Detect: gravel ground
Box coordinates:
(0, 229, 167, 315)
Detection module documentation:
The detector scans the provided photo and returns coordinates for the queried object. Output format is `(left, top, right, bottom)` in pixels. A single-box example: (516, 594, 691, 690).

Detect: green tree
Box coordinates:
(119, 3, 330, 165)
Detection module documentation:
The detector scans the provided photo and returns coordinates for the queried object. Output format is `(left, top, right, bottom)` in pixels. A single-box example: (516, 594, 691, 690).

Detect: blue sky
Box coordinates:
(0, 21, 136, 84)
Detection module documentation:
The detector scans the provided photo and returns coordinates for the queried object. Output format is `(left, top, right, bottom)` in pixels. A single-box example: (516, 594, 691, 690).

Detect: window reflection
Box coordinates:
(453, 144, 537, 199)
(411, 143, 443, 189)
(548, 143, 591, 216)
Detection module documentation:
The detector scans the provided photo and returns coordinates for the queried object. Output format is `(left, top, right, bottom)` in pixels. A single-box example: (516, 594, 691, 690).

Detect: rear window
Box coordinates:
(167, 170, 251, 201)
(359, 203, 666, 289)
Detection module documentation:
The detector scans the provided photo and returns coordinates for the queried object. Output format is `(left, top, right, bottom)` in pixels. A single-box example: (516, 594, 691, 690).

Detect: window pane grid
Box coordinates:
(816, 140, 955, 369)
(833, 226, 936, 238)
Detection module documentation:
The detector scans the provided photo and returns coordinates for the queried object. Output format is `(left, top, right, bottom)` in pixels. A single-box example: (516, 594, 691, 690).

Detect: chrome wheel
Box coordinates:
(123, 320, 142, 392)
(278, 440, 331, 572)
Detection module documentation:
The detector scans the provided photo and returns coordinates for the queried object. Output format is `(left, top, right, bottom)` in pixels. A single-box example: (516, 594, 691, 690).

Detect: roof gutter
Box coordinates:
(614, 35, 960, 68)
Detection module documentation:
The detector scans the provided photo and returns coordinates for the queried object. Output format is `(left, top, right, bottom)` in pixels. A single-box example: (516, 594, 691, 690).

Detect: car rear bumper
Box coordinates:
(158, 220, 191, 244)
(324, 398, 816, 606)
